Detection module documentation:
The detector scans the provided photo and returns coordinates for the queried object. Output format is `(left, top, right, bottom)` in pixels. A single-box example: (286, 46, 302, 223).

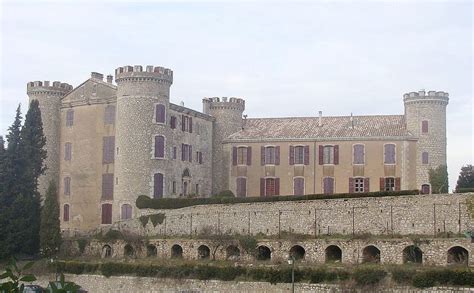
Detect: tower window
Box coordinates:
(422, 120, 429, 133)
(64, 142, 72, 161)
(384, 144, 396, 164)
(102, 174, 114, 200)
(63, 177, 71, 196)
(63, 204, 70, 222)
(422, 152, 429, 164)
(154, 136, 165, 158)
(154, 173, 164, 198)
(101, 203, 112, 224)
(155, 104, 166, 123)
(66, 109, 74, 127)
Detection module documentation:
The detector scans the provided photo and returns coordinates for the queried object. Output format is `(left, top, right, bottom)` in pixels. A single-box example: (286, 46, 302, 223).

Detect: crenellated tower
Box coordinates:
(114, 65, 173, 220)
(404, 90, 449, 192)
(26, 81, 73, 197)
(203, 97, 245, 194)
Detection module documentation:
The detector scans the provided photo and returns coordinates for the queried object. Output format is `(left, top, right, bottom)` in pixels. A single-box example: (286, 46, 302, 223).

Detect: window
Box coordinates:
(384, 144, 396, 164)
(181, 115, 193, 133)
(104, 105, 115, 125)
(154, 173, 164, 198)
(293, 177, 304, 196)
(294, 146, 304, 165)
(290, 145, 309, 165)
(181, 144, 192, 162)
(64, 177, 71, 196)
(195, 184, 199, 195)
(196, 151, 203, 164)
(421, 184, 430, 194)
(172, 181, 176, 194)
(103, 136, 115, 164)
(236, 177, 247, 197)
(173, 147, 177, 160)
(121, 204, 132, 220)
(422, 120, 429, 133)
(233, 146, 252, 166)
(102, 174, 114, 199)
(323, 146, 334, 164)
(66, 109, 74, 127)
(261, 146, 279, 165)
(260, 178, 280, 197)
(64, 142, 72, 161)
(154, 136, 165, 158)
(350, 177, 369, 193)
(354, 178, 364, 193)
(101, 203, 112, 224)
(170, 116, 177, 129)
(353, 144, 365, 164)
(380, 177, 400, 191)
(155, 104, 166, 123)
(323, 177, 334, 195)
(384, 177, 395, 191)
(63, 204, 70, 222)
(422, 152, 429, 164)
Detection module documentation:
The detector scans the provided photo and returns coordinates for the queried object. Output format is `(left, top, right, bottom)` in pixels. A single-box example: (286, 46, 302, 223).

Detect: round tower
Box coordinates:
(26, 81, 73, 197)
(403, 90, 449, 192)
(204, 97, 245, 194)
(114, 65, 173, 221)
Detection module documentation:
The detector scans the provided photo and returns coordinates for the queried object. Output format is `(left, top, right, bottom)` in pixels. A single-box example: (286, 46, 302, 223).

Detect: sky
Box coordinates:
(0, 1, 472, 190)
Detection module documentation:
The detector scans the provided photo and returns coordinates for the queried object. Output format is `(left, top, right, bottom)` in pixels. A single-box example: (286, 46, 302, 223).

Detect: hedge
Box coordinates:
(136, 190, 420, 210)
(457, 188, 474, 194)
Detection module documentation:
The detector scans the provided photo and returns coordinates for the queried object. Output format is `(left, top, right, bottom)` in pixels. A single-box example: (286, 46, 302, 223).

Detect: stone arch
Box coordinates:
(182, 168, 191, 178)
(226, 245, 240, 260)
(289, 245, 305, 260)
(102, 245, 112, 258)
(325, 245, 342, 263)
(362, 245, 380, 263)
(147, 244, 157, 257)
(124, 244, 135, 258)
(198, 245, 210, 259)
(171, 244, 183, 258)
(403, 245, 422, 264)
(256, 245, 271, 261)
(447, 246, 469, 265)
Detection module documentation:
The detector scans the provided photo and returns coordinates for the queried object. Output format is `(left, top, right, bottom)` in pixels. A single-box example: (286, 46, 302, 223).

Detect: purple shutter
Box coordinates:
(422, 152, 429, 164)
(334, 145, 339, 165)
(364, 178, 370, 193)
(170, 116, 176, 129)
(156, 104, 165, 123)
(103, 137, 115, 163)
(395, 177, 401, 191)
(154, 173, 163, 198)
(181, 144, 185, 161)
(102, 204, 112, 224)
(247, 147, 252, 165)
(294, 178, 304, 196)
(189, 145, 192, 162)
(275, 178, 280, 195)
(380, 178, 385, 191)
(422, 121, 428, 133)
(232, 147, 237, 166)
(349, 177, 354, 193)
(102, 174, 114, 199)
(189, 117, 193, 133)
(318, 145, 324, 165)
(181, 115, 185, 131)
(275, 146, 280, 165)
(260, 178, 265, 197)
(304, 145, 310, 165)
(261, 146, 265, 165)
(155, 136, 164, 158)
(289, 145, 295, 165)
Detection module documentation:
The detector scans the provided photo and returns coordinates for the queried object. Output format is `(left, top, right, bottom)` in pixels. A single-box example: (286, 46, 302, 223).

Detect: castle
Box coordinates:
(26, 64, 449, 233)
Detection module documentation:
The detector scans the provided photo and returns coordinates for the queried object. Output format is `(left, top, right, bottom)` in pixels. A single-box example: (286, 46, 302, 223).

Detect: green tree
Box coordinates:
(40, 181, 62, 257)
(429, 164, 449, 194)
(455, 164, 474, 192)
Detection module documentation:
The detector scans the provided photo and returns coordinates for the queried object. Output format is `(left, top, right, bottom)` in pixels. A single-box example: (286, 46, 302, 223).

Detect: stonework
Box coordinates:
(26, 65, 449, 235)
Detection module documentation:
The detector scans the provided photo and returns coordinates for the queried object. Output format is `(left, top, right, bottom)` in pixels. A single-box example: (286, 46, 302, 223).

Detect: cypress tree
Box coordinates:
(429, 164, 449, 194)
(40, 181, 62, 257)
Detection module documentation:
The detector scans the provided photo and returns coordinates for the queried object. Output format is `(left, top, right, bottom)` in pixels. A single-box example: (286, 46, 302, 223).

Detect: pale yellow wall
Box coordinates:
(227, 139, 417, 197)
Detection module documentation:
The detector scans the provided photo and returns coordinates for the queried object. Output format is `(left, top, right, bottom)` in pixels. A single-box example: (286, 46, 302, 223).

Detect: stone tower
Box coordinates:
(203, 97, 245, 194)
(404, 90, 449, 191)
(26, 81, 73, 197)
(114, 65, 173, 220)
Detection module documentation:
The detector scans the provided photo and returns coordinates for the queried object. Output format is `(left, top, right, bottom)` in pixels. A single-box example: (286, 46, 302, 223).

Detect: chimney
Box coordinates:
(106, 75, 113, 84)
(318, 111, 323, 127)
(91, 72, 103, 81)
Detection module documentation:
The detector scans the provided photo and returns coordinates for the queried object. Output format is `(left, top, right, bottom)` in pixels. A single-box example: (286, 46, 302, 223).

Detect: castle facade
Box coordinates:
(26, 65, 449, 233)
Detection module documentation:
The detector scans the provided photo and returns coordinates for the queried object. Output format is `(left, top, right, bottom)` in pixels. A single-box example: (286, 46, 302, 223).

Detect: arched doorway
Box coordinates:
(448, 246, 469, 265)
(325, 245, 342, 263)
(403, 245, 422, 264)
(171, 244, 183, 258)
(256, 245, 271, 261)
(289, 245, 305, 260)
(226, 245, 240, 260)
(147, 244, 157, 257)
(102, 245, 112, 258)
(362, 245, 381, 263)
(198, 245, 210, 259)
(124, 244, 135, 258)
(421, 184, 431, 194)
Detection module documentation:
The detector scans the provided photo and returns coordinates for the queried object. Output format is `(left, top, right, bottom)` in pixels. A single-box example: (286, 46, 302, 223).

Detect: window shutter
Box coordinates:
(334, 145, 339, 165)
(364, 178, 370, 193)
(170, 116, 176, 129)
(275, 146, 280, 165)
(261, 146, 265, 166)
(64, 205, 69, 222)
(102, 174, 114, 199)
(422, 120, 428, 133)
(181, 115, 185, 131)
(289, 145, 295, 165)
(154, 173, 164, 198)
(232, 147, 237, 166)
(349, 177, 354, 193)
(102, 204, 112, 224)
(318, 145, 324, 165)
(189, 117, 193, 133)
(260, 178, 265, 197)
(189, 145, 192, 162)
(247, 147, 252, 165)
(199, 152, 203, 164)
(304, 145, 310, 165)
(154, 136, 164, 158)
(275, 178, 280, 195)
(181, 144, 185, 161)
(395, 177, 401, 191)
(379, 178, 385, 191)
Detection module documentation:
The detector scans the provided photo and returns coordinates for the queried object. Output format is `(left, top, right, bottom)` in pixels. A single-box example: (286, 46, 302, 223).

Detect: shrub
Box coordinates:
(76, 238, 88, 255)
(213, 190, 235, 198)
(412, 272, 436, 288)
(391, 267, 414, 284)
(103, 230, 123, 241)
(308, 269, 327, 283)
(353, 267, 387, 286)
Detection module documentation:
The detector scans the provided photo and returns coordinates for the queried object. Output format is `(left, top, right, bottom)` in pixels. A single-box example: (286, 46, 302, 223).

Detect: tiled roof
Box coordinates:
(227, 115, 414, 141)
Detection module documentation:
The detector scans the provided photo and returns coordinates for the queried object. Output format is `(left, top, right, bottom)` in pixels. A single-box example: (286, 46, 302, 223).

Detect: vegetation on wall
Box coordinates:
(429, 164, 449, 194)
(136, 190, 420, 210)
(139, 213, 166, 227)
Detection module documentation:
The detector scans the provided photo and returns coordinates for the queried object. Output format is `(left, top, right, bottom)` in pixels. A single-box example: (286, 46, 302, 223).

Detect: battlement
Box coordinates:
(27, 81, 73, 94)
(403, 90, 449, 105)
(203, 97, 245, 114)
(114, 65, 173, 84)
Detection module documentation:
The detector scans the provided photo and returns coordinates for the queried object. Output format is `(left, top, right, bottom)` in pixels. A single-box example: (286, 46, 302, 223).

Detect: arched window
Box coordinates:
(421, 184, 430, 194)
(101, 203, 112, 224)
(121, 204, 132, 220)
(154, 136, 165, 158)
(63, 204, 70, 222)
(155, 104, 166, 123)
